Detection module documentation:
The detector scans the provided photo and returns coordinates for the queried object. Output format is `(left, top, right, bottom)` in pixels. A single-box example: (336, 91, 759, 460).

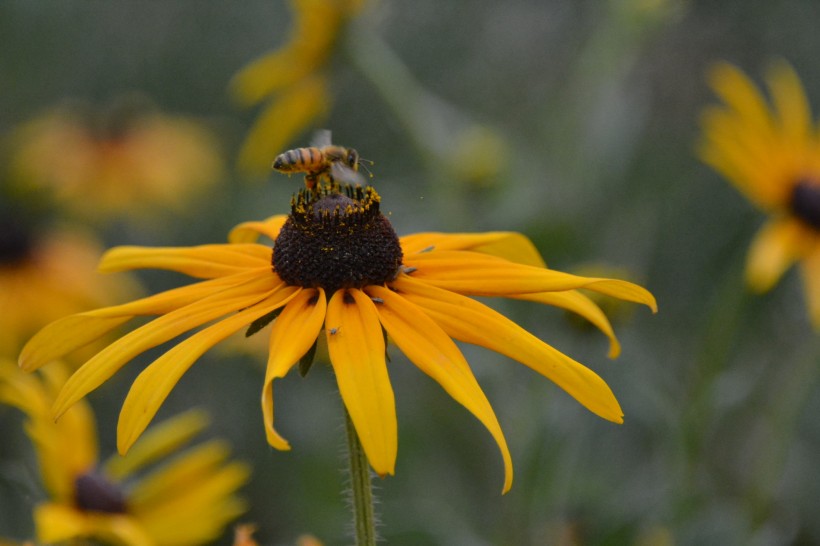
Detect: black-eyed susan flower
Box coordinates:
(0, 359, 249, 546)
(9, 98, 223, 221)
(0, 209, 137, 357)
(20, 181, 656, 494)
(230, 0, 366, 175)
(700, 61, 820, 329)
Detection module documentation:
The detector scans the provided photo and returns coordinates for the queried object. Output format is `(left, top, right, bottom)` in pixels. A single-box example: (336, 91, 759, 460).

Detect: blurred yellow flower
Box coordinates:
(9, 99, 224, 221)
(700, 61, 820, 328)
(0, 214, 137, 357)
(20, 179, 655, 494)
(230, 0, 366, 175)
(0, 359, 249, 546)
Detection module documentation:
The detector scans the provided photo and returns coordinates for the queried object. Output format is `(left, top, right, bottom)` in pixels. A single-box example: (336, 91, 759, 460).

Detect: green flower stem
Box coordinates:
(345, 408, 377, 546)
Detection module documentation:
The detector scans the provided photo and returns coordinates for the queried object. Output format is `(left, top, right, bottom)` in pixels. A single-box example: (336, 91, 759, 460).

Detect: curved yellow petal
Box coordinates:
(100, 244, 271, 278)
(400, 232, 546, 267)
(117, 285, 299, 454)
(20, 269, 275, 372)
(53, 275, 282, 420)
(19, 314, 131, 372)
(263, 287, 326, 449)
(128, 439, 234, 510)
(0, 362, 98, 501)
(136, 467, 249, 546)
(104, 409, 210, 480)
(228, 215, 288, 244)
(405, 251, 657, 311)
(768, 60, 812, 147)
(746, 218, 807, 292)
(799, 245, 820, 330)
(34, 503, 152, 546)
(392, 276, 624, 424)
(365, 285, 513, 493)
(326, 289, 396, 476)
(708, 62, 774, 136)
(237, 76, 329, 176)
(513, 290, 621, 359)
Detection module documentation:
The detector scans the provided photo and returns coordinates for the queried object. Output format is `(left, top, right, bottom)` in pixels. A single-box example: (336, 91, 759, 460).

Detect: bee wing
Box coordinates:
(311, 129, 332, 148)
(330, 161, 366, 185)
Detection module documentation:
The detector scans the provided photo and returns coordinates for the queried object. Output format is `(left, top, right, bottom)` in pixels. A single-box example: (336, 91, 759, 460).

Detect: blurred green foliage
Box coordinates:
(2, 1, 820, 544)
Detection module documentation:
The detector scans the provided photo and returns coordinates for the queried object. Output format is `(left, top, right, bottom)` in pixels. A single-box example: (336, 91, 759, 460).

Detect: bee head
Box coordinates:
(346, 149, 360, 170)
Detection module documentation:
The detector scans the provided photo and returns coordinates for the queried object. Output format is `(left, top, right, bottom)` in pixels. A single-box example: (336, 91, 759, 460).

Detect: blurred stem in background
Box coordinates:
(344, 18, 508, 227)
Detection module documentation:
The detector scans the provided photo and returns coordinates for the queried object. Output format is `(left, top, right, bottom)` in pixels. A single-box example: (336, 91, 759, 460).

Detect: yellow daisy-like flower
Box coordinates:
(0, 359, 249, 546)
(10, 99, 223, 221)
(0, 215, 136, 357)
(699, 60, 820, 328)
(230, 0, 366, 175)
(20, 182, 656, 493)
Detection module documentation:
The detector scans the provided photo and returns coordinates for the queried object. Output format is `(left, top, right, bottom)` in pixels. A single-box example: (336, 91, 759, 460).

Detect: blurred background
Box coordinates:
(2, 0, 820, 544)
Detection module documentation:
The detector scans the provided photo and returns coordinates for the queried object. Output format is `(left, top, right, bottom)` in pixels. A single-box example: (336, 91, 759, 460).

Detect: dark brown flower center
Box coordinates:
(790, 179, 820, 231)
(75, 470, 128, 514)
(273, 184, 403, 294)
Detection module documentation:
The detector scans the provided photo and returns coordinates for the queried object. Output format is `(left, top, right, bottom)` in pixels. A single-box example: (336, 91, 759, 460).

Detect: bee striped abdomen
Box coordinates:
(273, 147, 326, 173)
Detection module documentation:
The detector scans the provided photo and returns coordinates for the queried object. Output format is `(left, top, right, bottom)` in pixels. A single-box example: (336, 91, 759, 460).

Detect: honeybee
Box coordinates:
(272, 130, 364, 189)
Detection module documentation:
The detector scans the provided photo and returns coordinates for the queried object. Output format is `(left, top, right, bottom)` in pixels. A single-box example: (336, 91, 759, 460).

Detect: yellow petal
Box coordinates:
(103, 409, 210, 480)
(34, 503, 152, 546)
(128, 439, 233, 509)
(326, 289, 396, 476)
(117, 285, 299, 454)
(137, 484, 248, 546)
(405, 251, 657, 311)
(53, 275, 282, 420)
(237, 76, 329, 176)
(513, 290, 621, 358)
(365, 285, 513, 493)
(100, 244, 271, 278)
(263, 288, 326, 449)
(708, 62, 774, 136)
(400, 232, 546, 267)
(746, 218, 807, 292)
(19, 314, 131, 372)
(768, 60, 812, 146)
(393, 276, 625, 424)
(800, 245, 820, 330)
(229, 215, 288, 244)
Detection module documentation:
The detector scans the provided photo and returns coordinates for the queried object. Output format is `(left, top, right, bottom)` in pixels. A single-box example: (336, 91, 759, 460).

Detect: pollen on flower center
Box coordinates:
(272, 183, 403, 293)
(790, 179, 820, 231)
(74, 471, 128, 514)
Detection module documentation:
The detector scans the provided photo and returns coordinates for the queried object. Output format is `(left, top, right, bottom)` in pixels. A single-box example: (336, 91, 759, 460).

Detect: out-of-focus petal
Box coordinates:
(238, 76, 329, 176)
(34, 503, 152, 546)
(799, 244, 820, 329)
(103, 409, 210, 480)
(746, 218, 807, 292)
